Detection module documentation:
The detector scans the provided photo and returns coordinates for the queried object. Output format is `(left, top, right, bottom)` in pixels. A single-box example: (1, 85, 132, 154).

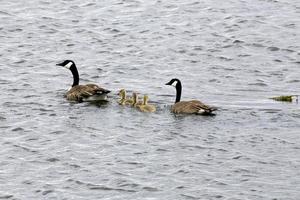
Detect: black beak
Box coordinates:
(165, 81, 171, 85)
(56, 61, 66, 67)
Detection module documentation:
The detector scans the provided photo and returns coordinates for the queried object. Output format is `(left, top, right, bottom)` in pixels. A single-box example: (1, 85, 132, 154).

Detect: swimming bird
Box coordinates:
(137, 95, 156, 112)
(165, 78, 217, 114)
(118, 89, 134, 105)
(56, 60, 110, 102)
(132, 92, 143, 107)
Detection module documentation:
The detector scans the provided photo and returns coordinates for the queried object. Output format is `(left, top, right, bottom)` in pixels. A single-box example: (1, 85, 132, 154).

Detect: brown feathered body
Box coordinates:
(67, 84, 109, 102)
(171, 100, 216, 114)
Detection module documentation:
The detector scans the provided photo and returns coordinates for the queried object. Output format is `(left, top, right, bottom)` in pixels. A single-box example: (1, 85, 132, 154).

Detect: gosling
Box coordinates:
(132, 92, 143, 107)
(118, 89, 134, 105)
(137, 95, 156, 113)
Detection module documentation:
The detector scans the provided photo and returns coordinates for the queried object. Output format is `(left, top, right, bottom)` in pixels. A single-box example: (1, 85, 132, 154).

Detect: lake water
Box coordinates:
(0, 0, 300, 199)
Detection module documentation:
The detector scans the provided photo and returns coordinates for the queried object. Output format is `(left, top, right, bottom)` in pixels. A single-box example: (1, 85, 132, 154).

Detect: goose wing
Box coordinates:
(172, 100, 216, 114)
(85, 84, 111, 95)
(66, 84, 110, 102)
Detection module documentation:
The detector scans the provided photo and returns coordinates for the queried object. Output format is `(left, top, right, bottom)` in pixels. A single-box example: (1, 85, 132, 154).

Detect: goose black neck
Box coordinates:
(70, 64, 79, 87)
(175, 81, 182, 103)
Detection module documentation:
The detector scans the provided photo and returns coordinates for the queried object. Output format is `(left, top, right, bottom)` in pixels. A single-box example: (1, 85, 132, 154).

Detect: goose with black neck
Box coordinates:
(165, 78, 217, 115)
(56, 60, 110, 102)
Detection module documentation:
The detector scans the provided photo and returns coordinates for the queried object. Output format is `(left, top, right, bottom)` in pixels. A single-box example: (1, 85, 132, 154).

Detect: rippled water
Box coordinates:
(1, 0, 300, 199)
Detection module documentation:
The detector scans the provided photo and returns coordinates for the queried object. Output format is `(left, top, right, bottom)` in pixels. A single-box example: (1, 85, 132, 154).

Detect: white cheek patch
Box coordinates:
(171, 81, 177, 87)
(65, 62, 73, 69)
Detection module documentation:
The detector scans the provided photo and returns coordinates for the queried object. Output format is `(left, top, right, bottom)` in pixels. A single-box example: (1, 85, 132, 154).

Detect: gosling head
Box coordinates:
(56, 60, 75, 69)
(165, 78, 181, 87)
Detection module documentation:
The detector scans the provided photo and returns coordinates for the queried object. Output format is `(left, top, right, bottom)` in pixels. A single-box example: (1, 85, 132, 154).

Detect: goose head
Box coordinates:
(165, 78, 181, 87)
(56, 60, 75, 69)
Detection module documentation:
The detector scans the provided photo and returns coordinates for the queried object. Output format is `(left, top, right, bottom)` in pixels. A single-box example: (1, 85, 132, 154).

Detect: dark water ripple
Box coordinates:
(1, 0, 300, 199)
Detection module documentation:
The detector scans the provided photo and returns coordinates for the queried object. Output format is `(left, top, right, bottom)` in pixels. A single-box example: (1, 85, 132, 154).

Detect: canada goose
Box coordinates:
(132, 92, 143, 107)
(118, 89, 134, 105)
(165, 78, 217, 114)
(56, 60, 110, 102)
(137, 95, 156, 112)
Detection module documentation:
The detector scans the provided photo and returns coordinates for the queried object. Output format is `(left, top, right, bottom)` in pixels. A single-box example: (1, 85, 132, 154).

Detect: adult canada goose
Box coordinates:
(137, 95, 156, 113)
(56, 60, 110, 102)
(165, 78, 217, 114)
(132, 92, 143, 107)
(118, 89, 134, 105)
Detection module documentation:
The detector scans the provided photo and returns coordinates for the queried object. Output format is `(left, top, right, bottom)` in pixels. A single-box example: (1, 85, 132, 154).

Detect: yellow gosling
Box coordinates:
(118, 89, 133, 105)
(132, 92, 143, 107)
(137, 95, 156, 113)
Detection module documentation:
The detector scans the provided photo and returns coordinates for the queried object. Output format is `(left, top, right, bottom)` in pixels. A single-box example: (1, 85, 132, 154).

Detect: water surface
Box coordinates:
(0, 0, 300, 199)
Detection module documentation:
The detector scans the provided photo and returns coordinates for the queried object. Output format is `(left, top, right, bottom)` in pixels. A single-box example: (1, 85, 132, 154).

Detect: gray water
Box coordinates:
(1, 0, 300, 199)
